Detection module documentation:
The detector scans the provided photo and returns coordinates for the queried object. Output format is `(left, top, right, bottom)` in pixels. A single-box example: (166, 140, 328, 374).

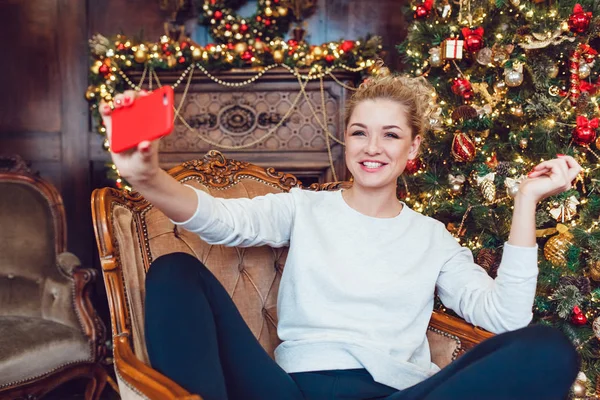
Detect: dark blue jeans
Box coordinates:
(145, 252, 579, 400)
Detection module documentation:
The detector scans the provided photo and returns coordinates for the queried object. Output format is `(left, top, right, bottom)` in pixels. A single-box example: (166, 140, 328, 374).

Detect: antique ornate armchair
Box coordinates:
(91, 150, 494, 400)
(0, 156, 107, 400)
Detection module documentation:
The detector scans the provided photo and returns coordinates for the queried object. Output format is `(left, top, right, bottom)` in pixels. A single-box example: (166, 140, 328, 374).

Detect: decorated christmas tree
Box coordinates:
(400, 0, 600, 397)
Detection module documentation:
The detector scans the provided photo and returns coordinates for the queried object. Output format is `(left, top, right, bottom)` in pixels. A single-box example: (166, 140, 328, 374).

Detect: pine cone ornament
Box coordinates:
(452, 105, 478, 121)
(476, 248, 501, 278)
(559, 276, 592, 295)
(543, 225, 574, 267)
(496, 161, 512, 177)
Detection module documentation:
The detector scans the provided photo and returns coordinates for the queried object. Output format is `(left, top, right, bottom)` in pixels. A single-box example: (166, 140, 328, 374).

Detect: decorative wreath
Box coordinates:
(199, 0, 293, 44)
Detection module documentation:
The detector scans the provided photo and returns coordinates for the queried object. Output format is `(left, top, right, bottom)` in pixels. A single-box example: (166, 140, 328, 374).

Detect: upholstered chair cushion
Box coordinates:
(0, 181, 80, 330)
(0, 316, 92, 386)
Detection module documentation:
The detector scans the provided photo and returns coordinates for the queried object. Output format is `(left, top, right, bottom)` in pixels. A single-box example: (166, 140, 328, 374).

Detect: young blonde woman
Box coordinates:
(100, 75, 580, 400)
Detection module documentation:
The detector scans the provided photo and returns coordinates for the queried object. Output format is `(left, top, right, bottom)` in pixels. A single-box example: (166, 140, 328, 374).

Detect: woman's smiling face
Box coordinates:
(345, 99, 422, 193)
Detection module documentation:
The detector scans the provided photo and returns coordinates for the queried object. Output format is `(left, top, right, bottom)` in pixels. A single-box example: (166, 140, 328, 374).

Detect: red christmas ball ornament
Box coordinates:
(117, 43, 126, 51)
(325, 54, 335, 63)
(178, 56, 186, 64)
(98, 64, 110, 76)
(414, 0, 433, 19)
(264, 19, 272, 26)
(462, 27, 485, 53)
(340, 40, 355, 52)
(572, 305, 588, 325)
(241, 50, 254, 61)
(214, 10, 223, 19)
(569, 4, 592, 34)
(161, 42, 170, 52)
(404, 158, 423, 175)
(227, 43, 235, 50)
(452, 131, 476, 162)
(180, 41, 189, 50)
(573, 116, 598, 145)
(451, 78, 473, 101)
(256, 15, 262, 22)
(240, 24, 249, 33)
(225, 23, 232, 30)
(287, 39, 298, 48)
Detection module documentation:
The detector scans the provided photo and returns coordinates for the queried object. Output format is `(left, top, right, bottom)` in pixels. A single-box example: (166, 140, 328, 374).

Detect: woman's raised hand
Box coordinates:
(519, 155, 582, 203)
(99, 90, 160, 184)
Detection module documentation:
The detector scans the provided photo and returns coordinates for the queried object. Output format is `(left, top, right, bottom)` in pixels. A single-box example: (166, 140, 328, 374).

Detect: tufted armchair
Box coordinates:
(0, 155, 107, 400)
(91, 150, 494, 400)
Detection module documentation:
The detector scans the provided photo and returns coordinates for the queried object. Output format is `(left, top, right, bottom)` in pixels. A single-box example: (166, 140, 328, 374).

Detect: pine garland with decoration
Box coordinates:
(399, 0, 600, 397)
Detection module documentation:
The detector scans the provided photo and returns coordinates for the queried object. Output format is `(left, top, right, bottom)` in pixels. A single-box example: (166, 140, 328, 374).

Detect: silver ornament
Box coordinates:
(505, 70, 524, 87)
(429, 47, 443, 67)
(476, 48, 493, 65)
(505, 176, 525, 198)
(579, 63, 591, 79)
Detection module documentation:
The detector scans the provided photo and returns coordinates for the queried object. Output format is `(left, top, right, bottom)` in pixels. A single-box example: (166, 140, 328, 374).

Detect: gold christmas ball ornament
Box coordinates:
(512, 105, 524, 117)
(273, 50, 284, 63)
(579, 62, 592, 79)
(134, 48, 148, 63)
(312, 46, 324, 59)
(167, 54, 177, 68)
(519, 138, 529, 149)
(192, 46, 203, 60)
(493, 80, 508, 94)
(234, 42, 248, 54)
(90, 61, 102, 75)
(543, 225, 574, 267)
(85, 86, 97, 101)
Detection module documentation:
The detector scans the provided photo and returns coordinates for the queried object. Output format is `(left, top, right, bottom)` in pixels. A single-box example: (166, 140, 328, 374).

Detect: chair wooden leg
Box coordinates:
(85, 364, 108, 400)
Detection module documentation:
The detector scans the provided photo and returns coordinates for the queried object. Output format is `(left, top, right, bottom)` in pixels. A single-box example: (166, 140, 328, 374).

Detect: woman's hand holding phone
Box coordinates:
(99, 90, 161, 185)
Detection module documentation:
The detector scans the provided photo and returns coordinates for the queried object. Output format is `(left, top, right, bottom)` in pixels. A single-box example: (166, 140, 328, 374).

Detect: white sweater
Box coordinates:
(174, 187, 538, 390)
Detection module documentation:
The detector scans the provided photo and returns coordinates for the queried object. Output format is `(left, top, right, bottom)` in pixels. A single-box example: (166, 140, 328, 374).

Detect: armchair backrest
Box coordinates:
(0, 156, 81, 330)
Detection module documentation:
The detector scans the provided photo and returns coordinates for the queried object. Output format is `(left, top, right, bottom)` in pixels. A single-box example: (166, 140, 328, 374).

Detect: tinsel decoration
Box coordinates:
(543, 224, 574, 267)
(476, 172, 496, 202)
(476, 248, 500, 278)
(569, 44, 597, 106)
(451, 131, 476, 162)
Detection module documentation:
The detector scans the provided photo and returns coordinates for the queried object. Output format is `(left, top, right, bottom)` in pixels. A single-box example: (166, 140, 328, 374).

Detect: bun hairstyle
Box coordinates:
(344, 69, 438, 139)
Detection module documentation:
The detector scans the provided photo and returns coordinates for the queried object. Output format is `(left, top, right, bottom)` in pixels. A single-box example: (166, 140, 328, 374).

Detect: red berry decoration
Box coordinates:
(451, 78, 473, 101)
(325, 54, 335, 63)
(340, 40, 355, 52)
(572, 305, 588, 325)
(242, 50, 254, 61)
(240, 24, 249, 33)
(180, 41, 189, 50)
(178, 56, 186, 64)
(414, 0, 433, 19)
(214, 10, 223, 19)
(225, 23, 232, 30)
(573, 116, 598, 145)
(462, 27, 485, 53)
(404, 158, 423, 175)
(264, 19, 271, 26)
(568, 4, 592, 34)
(117, 43, 126, 51)
(451, 132, 476, 162)
(227, 43, 235, 50)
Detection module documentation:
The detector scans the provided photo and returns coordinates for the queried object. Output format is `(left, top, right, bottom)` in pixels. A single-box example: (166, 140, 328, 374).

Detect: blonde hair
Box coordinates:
(344, 73, 437, 139)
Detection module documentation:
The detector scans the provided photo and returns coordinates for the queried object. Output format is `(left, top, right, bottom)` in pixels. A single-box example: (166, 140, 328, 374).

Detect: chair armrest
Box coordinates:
(429, 310, 494, 352)
(56, 251, 107, 362)
(113, 335, 201, 400)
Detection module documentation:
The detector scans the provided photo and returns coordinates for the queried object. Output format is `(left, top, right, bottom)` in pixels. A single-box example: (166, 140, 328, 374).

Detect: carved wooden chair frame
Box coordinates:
(91, 150, 493, 399)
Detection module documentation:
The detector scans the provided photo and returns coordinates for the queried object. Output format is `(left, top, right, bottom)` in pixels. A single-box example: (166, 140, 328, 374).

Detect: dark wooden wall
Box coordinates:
(0, 0, 406, 269)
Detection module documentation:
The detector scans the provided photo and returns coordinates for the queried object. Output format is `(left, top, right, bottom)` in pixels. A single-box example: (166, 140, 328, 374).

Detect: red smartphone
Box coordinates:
(110, 85, 174, 153)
